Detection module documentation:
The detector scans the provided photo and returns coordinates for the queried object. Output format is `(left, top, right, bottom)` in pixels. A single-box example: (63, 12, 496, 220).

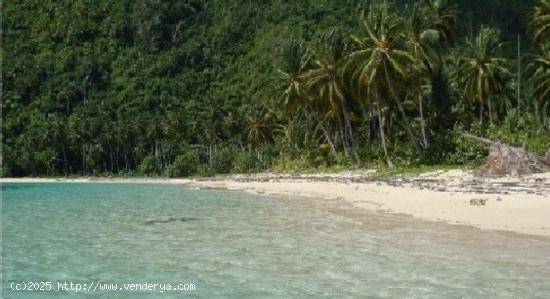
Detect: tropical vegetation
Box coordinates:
(2, 0, 549, 177)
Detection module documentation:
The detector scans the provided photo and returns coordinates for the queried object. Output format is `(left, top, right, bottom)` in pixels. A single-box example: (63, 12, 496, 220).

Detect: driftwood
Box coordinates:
(461, 132, 550, 177)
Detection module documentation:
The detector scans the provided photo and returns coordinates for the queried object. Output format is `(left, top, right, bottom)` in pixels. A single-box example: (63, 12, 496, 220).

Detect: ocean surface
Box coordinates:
(2, 183, 550, 298)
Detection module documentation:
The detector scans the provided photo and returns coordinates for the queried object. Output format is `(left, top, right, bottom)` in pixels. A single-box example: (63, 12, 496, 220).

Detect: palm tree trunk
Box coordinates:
(341, 99, 361, 162)
(419, 93, 428, 148)
(320, 123, 338, 157)
(517, 34, 521, 115)
(131, 150, 138, 171)
(376, 99, 393, 168)
(338, 117, 350, 156)
(392, 96, 422, 154)
(82, 145, 86, 175)
(488, 98, 494, 125)
(110, 149, 114, 173)
(367, 105, 374, 140)
(115, 148, 120, 172)
(62, 145, 68, 175)
(380, 59, 420, 153)
(479, 77, 484, 125)
(124, 146, 129, 172)
(479, 102, 483, 125)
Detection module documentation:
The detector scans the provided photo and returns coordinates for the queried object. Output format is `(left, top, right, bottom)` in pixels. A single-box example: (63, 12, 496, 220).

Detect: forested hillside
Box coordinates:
(2, 0, 549, 177)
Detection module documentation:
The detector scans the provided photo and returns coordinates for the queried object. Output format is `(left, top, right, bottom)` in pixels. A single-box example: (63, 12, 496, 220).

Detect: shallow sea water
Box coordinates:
(2, 183, 550, 298)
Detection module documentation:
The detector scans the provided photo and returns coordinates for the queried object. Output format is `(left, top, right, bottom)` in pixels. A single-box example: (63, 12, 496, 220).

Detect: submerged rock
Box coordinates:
(143, 217, 200, 225)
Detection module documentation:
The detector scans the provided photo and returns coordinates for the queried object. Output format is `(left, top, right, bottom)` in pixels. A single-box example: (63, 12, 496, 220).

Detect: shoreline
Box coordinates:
(1, 177, 193, 184)
(3, 170, 550, 238)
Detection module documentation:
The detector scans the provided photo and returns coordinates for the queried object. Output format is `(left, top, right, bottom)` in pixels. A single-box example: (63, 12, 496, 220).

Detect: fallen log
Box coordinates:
(461, 132, 550, 177)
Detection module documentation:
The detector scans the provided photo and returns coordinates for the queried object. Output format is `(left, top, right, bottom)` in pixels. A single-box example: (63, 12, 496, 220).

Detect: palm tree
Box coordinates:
(531, 0, 550, 44)
(526, 44, 550, 107)
(405, 0, 456, 70)
(273, 114, 318, 158)
(457, 26, 511, 125)
(404, 3, 438, 148)
(425, 0, 457, 46)
(278, 39, 312, 114)
(405, 0, 457, 146)
(529, 1, 550, 109)
(346, 4, 420, 166)
(246, 105, 274, 151)
(302, 30, 359, 160)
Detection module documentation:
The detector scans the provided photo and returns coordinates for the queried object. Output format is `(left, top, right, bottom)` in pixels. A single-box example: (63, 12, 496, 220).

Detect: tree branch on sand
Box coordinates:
(461, 132, 550, 177)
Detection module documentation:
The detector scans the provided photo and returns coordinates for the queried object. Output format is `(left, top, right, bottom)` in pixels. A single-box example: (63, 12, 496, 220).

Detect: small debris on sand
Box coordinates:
(470, 198, 488, 206)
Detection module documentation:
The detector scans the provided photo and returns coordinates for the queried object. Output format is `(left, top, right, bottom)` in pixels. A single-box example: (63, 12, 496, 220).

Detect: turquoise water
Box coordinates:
(2, 183, 550, 298)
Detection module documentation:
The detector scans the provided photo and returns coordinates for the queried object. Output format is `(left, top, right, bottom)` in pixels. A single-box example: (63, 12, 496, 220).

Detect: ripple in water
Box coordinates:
(2, 183, 550, 298)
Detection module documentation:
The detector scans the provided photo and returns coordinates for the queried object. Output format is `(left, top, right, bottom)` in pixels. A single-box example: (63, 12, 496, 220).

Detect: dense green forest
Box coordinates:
(2, 0, 549, 177)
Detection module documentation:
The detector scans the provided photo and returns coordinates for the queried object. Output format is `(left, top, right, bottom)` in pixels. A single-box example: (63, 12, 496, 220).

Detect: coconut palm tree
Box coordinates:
(526, 44, 550, 106)
(529, 1, 550, 109)
(531, 0, 550, 44)
(278, 39, 312, 114)
(424, 0, 457, 135)
(246, 105, 274, 150)
(302, 30, 359, 160)
(405, 0, 457, 146)
(346, 4, 420, 166)
(404, 3, 439, 148)
(457, 26, 512, 125)
(425, 0, 457, 46)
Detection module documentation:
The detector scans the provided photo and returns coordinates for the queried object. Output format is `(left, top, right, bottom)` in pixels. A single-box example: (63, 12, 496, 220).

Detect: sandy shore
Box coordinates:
(188, 170, 550, 237)
(3, 171, 550, 237)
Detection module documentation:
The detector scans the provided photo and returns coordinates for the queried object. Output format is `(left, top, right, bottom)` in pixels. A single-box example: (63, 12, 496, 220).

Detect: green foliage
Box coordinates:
(208, 146, 236, 175)
(2, 0, 547, 177)
(526, 44, 550, 106)
(166, 149, 200, 178)
(272, 156, 315, 173)
(457, 26, 512, 124)
(487, 111, 550, 155)
(445, 124, 489, 166)
(138, 156, 162, 176)
(231, 152, 259, 174)
(531, 0, 550, 43)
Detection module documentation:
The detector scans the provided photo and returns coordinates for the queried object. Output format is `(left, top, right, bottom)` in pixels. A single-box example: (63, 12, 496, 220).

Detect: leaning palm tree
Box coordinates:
(457, 26, 512, 125)
(346, 4, 420, 166)
(531, 0, 550, 44)
(302, 30, 359, 160)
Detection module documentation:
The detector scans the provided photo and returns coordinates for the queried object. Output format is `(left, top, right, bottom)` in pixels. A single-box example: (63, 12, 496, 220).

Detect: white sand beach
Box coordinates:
(4, 170, 550, 237)
(188, 170, 550, 237)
